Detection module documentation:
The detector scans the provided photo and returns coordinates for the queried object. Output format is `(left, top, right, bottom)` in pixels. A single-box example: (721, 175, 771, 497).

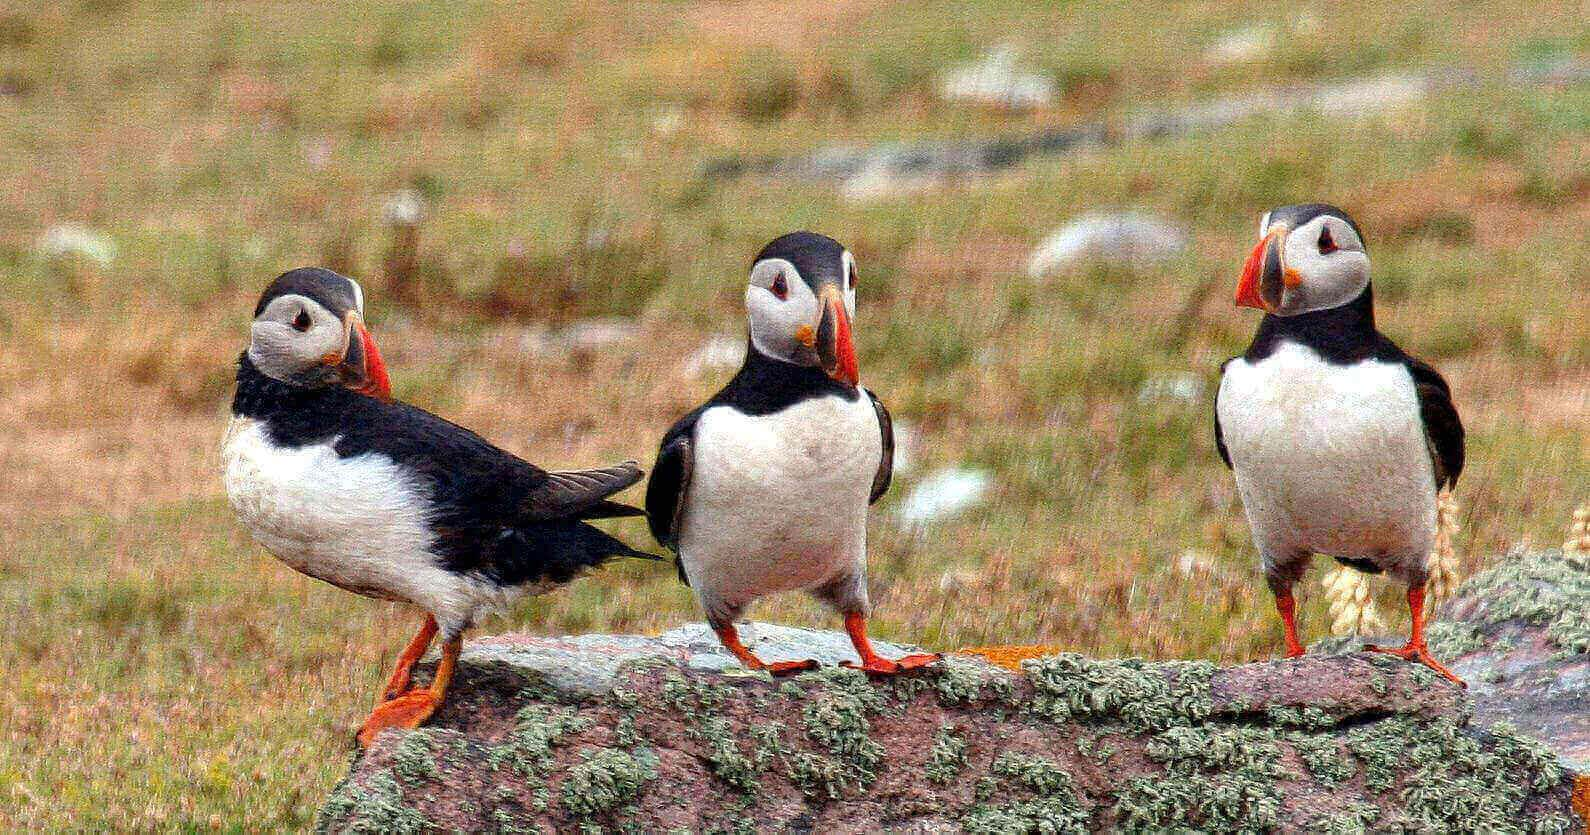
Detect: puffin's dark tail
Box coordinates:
(575, 500, 647, 520)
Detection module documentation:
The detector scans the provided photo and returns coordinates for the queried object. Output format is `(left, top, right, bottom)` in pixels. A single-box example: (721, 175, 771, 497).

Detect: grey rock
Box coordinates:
(938, 45, 1055, 109)
(896, 466, 991, 528)
(37, 223, 116, 265)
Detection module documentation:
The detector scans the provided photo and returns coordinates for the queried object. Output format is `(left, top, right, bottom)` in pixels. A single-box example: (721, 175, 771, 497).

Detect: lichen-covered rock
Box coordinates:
(1317, 548, 1590, 773)
(320, 618, 1579, 832)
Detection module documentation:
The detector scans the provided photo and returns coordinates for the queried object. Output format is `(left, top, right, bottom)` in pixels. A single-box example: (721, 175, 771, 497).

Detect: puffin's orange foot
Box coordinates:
(1283, 647, 1306, 660)
(1364, 643, 1466, 688)
(843, 652, 943, 676)
(357, 690, 441, 748)
(380, 666, 417, 704)
(760, 659, 820, 677)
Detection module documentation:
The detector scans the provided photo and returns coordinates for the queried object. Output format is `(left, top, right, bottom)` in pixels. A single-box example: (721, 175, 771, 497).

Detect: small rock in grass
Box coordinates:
(938, 45, 1055, 109)
(37, 223, 116, 266)
(683, 334, 744, 377)
(1026, 213, 1188, 276)
(1138, 372, 1205, 404)
(380, 189, 427, 227)
(897, 467, 991, 528)
(1204, 26, 1275, 65)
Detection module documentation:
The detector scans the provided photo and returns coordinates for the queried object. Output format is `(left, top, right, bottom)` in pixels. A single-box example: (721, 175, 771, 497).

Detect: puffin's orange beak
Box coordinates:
(816, 284, 859, 387)
(1236, 226, 1289, 312)
(333, 312, 391, 400)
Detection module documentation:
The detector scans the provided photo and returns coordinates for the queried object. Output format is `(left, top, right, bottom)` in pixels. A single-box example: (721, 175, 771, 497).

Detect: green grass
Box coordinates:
(0, 0, 1585, 826)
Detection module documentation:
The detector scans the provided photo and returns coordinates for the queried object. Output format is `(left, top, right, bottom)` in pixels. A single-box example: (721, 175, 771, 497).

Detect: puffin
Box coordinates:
(222, 267, 655, 745)
(1214, 204, 1465, 685)
(646, 232, 939, 676)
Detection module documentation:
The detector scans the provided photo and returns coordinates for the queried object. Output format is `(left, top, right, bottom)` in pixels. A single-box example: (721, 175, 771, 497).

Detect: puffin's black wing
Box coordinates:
(323, 393, 652, 586)
(645, 407, 705, 583)
(1213, 358, 1233, 470)
(865, 389, 894, 504)
(1405, 356, 1464, 489)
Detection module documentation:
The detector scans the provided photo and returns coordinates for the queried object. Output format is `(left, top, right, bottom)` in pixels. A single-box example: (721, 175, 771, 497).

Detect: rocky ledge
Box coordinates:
(320, 550, 1588, 832)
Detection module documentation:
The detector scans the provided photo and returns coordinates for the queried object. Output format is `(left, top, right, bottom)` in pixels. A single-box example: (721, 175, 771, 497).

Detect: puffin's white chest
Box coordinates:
(679, 393, 881, 606)
(220, 417, 445, 602)
(1217, 343, 1437, 566)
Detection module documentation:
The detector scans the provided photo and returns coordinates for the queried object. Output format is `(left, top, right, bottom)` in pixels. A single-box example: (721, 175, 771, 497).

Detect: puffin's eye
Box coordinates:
(1317, 226, 1338, 254)
(771, 273, 788, 300)
(292, 309, 312, 332)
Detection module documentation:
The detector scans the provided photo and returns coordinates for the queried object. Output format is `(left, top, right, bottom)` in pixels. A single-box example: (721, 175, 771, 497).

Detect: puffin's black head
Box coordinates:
(1236, 203, 1369, 316)
(247, 267, 390, 399)
(745, 231, 859, 386)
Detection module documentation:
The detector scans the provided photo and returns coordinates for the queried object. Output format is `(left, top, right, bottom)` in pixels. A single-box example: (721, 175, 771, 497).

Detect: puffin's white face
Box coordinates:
(250, 293, 355, 384)
(1238, 211, 1369, 316)
(247, 270, 389, 398)
(746, 247, 858, 384)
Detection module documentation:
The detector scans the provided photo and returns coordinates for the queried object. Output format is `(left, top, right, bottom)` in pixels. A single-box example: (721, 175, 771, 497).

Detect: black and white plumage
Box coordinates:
(646, 232, 934, 675)
(1214, 204, 1465, 684)
(222, 267, 653, 744)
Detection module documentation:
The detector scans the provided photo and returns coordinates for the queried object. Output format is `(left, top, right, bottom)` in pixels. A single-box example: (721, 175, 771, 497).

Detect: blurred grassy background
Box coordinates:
(0, 0, 1585, 826)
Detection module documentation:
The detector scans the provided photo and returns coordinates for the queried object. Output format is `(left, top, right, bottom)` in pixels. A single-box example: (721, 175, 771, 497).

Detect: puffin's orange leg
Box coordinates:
(358, 635, 460, 747)
(1274, 588, 1305, 659)
(377, 615, 438, 706)
(839, 612, 941, 676)
(713, 622, 818, 676)
(1365, 585, 1465, 687)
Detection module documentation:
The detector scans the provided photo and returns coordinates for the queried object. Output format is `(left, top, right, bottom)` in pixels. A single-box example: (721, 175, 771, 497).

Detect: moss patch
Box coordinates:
(1455, 550, 1590, 656)
(1023, 654, 1215, 732)
(925, 726, 968, 785)
(1345, 715, 1569, 830)
(317, 770, 431, 834)
(391, 730, 441, 786)
(1288, 733, 1356, 786)
(962, 753, 1092, 834)
(560, 746, 658, 820)
(1114, 725, 1289, 830)
(484, 705, 592, 813)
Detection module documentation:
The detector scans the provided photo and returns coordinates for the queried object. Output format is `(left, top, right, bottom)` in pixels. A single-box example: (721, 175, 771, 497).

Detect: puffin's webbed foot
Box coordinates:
(357, 635, 461, 748)
(712, 622, 818, 676)
(840, 612, 942, 677)
(1363, 641, 1466, 687)
(1364, 584, 1466, 688)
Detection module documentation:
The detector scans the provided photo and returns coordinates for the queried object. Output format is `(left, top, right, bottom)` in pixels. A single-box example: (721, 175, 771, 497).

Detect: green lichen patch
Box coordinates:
(483, 705, 592, 814)
(790, 670, 888, 796)
(961, 753, 1092, 834)
(1456, 550, 1590, 656)
(1425, 620, 1486, 659)
(925, 726, 968, 784)
(1114, 772, 1281, 832)
(560, 746, 658, 820)
(931, 656, 1016, 706)
(785, 751, 851, 800)
(1146, 726, 1290, 777)
(1074, 732, 1117, 765)
(317, 769, 432, 834)
(1113, 725, 1289, 830)
(1023, 654, 1215, 732)
(1287, 732, 1356, 786)
(391, 729, 442, 785)
(700, 715, 761, 792)
(1344, 715, 1570, 830)
(1309, 801, 1380, 834)
(1263, 705, 1337, 730)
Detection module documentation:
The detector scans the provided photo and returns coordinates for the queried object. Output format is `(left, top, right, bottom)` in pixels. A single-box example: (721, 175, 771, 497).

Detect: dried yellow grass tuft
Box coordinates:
(1321, 564, 1389, 637)
(1564, 503, 1590, 570)
(1425, 488, 1463, 607)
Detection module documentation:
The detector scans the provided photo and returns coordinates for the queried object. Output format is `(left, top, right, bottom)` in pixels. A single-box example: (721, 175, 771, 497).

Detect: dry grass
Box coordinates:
(0, 0, 1585, 826)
